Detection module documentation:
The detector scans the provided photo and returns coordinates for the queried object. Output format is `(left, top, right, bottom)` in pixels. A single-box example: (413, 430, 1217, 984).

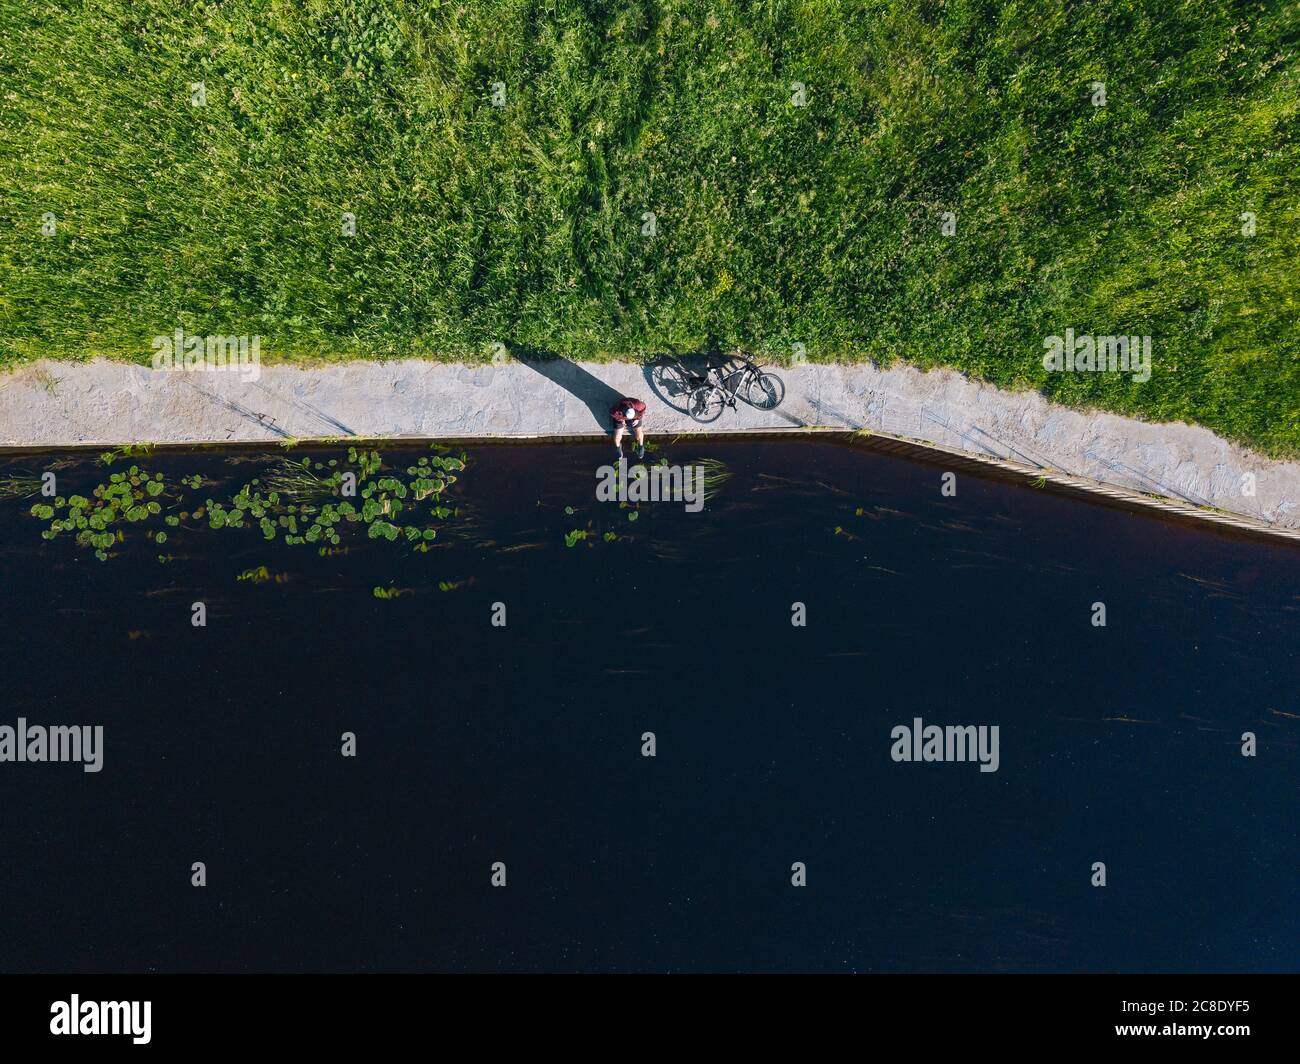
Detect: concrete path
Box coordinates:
(2, 357, 1297, 530)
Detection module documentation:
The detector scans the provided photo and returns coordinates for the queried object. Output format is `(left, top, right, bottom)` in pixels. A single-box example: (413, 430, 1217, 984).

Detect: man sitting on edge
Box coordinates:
(610, 397, 647, 459)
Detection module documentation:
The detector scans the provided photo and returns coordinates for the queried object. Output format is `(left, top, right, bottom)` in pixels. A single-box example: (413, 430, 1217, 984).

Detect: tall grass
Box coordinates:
(0, 1, 1296, 452)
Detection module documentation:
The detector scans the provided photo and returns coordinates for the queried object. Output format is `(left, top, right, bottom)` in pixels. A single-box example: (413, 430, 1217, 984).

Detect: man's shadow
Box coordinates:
(514, 346, 624, 430)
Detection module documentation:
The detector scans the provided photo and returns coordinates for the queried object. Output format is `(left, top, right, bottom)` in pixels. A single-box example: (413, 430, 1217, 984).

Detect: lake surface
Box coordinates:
(0, 437, 1296, 972)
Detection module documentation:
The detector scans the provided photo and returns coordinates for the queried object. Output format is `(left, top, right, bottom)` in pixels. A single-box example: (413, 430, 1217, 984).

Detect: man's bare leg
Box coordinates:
(613, 424, 626, 455)
(634, 425, 645, 457)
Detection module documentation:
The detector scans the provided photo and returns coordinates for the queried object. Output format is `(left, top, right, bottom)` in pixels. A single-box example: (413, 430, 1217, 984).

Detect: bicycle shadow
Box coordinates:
(642, 346, 725, 414)
(513, 346, 624, 430)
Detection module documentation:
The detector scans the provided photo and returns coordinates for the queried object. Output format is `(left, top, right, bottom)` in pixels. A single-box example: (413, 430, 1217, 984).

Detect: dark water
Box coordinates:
(0, 438, 1296, 973)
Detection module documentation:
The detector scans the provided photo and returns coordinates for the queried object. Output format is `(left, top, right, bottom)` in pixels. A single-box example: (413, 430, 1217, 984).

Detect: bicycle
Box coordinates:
(648, 350, 717, 421)
(685, 350, 785, 423)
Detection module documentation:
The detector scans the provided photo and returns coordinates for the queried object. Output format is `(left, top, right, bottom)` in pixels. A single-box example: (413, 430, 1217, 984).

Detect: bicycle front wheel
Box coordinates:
(745, 371, 785, 410)
(688, 385, 725, 423)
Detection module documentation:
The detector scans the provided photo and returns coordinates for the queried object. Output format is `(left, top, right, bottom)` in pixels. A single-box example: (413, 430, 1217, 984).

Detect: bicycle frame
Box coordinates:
(652, 349, 780, 422)
(708, 358, 760, 406)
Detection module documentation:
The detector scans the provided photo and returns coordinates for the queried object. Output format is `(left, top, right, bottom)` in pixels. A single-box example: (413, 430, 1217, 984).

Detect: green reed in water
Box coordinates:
(0, 472, 45, 500)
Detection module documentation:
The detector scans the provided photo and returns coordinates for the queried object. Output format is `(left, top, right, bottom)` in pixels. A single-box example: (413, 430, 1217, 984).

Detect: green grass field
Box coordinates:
(1, 1, 1297, 452)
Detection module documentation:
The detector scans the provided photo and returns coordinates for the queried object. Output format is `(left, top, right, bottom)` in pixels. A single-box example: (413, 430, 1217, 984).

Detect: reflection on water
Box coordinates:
(0, 438, 1296, 972)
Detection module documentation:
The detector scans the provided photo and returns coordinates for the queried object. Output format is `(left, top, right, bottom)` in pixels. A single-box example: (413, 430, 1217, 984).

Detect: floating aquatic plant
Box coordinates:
(372, 584, 410, 599)
(565, 523, 625, 547)
(17, 446, 470, 569)
(237, 566, 288, 585)
(31, 464, 189, 561)
(203, 446, 471, 565)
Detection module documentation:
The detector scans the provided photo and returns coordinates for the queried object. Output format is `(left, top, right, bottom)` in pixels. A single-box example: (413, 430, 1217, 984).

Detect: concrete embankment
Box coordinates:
(2, 358, 1296, 538)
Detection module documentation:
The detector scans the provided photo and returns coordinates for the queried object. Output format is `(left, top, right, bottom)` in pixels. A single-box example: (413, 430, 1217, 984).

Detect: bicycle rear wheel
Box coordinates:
(745, 371, 785, 410)
(688, 385, 725, 423)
